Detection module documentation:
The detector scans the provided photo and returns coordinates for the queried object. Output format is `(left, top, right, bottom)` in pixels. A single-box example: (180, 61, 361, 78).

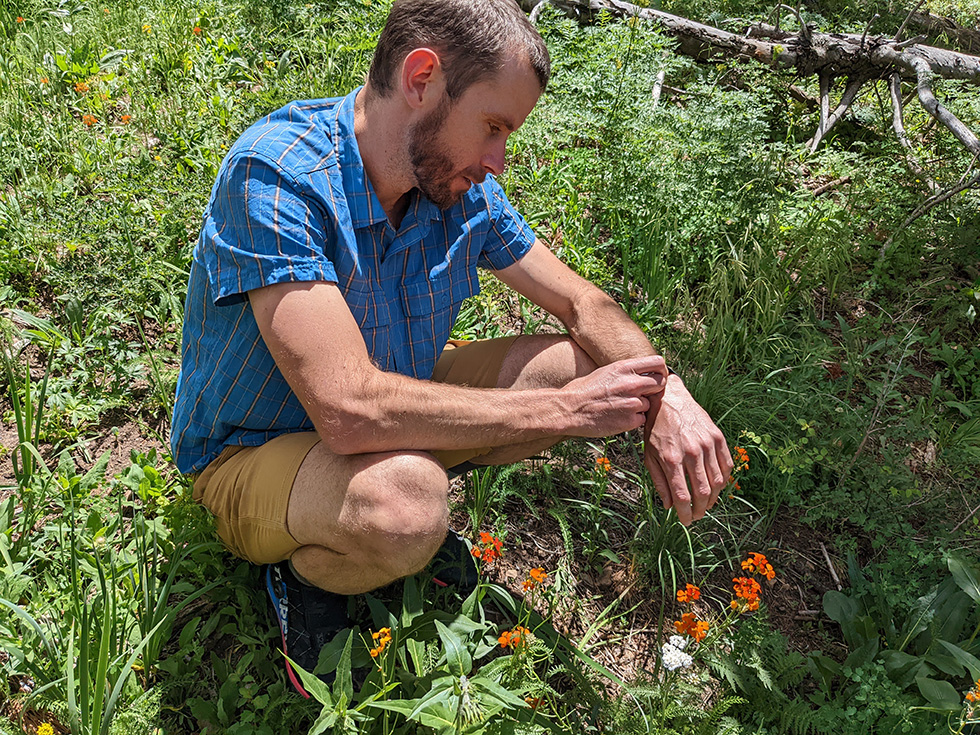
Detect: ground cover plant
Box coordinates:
(0, 0, 978, 733)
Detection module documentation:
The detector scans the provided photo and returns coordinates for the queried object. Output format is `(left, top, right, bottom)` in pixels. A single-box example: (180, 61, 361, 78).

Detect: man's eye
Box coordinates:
(489, 124, 500, 135)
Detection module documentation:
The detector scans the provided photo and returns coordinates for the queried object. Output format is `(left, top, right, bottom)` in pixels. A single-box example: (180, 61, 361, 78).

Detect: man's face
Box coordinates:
(408, 56, 541, 210)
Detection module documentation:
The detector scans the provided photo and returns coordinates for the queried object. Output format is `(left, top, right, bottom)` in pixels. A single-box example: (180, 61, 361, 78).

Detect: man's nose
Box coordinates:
(481, 141, 506, 177)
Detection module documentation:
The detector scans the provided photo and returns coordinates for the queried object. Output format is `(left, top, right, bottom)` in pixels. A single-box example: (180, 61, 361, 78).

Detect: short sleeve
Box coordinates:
(477, 178, 536, 271)
(202, 151, 338, 306)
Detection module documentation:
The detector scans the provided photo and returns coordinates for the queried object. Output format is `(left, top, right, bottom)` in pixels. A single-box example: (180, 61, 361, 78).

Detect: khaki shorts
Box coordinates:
(192, 336, 520, 564)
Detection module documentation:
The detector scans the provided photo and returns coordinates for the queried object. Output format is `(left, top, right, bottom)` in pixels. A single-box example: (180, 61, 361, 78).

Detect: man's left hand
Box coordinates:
(643, 376, 733, 526)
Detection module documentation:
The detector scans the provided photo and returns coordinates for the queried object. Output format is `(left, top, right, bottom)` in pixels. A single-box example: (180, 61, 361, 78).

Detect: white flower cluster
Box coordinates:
(661, 636, 693, 671)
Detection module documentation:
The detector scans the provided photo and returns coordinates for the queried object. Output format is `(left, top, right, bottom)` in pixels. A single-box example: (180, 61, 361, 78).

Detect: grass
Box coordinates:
(1, 0, 979, 733)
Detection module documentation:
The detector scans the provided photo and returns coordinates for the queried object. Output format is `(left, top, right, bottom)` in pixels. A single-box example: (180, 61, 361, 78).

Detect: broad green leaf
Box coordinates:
(435, 619, 471, 677)
(915, 676, 961, 711)
(472, 676, 530, 709)
(285, 653, 335, 707)
(823, 590, 860, 625)
(924, 651, 965, 677)
(949, 554, 980, 605)
(936, 639, 980, 680)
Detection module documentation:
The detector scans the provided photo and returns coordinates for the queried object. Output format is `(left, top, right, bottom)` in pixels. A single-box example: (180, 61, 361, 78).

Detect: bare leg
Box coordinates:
(473, 334, 597, 465)
(287, 448, 449, 594)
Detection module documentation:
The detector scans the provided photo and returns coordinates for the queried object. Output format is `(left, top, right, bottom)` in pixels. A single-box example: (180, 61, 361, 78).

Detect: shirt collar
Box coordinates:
(332, 88, 388, 229)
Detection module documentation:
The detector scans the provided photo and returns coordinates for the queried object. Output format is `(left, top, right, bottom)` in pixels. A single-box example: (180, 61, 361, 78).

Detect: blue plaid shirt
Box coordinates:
(171, 89, 536, 474)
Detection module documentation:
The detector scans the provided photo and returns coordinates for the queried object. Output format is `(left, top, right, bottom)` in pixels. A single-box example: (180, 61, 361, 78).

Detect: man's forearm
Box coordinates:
(563, 287, 658, 367)
(310, 354, 663, 456)
(317, 371, 567, 455)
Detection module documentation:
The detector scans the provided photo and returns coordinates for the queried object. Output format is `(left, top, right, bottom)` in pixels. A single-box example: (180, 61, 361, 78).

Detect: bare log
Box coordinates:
(907, 11, 980, 54)
(544, 0, 980, 223)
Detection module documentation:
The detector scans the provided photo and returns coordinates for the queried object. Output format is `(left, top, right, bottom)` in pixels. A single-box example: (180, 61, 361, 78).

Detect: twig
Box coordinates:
(952, 502, 980, 534)
(819, 542, 842, 591)
(878, 167, 980, 258)
(894, 34, 928, 49)
(895, 0, 926, 42)
(860, 13, 880, 48)
(812, 175, 851, 195)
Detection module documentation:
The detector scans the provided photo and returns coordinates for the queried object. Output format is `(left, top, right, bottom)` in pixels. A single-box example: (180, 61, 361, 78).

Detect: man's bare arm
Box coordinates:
(248, 280, 666, 456)
(493, 240, 734, 525)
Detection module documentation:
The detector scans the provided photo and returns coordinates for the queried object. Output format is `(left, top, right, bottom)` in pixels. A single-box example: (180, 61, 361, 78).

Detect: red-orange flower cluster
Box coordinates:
(522, 567, 547, 592)
(192, 25, 202, 35)
(120, 114, 132, 124)
(525, 696, 545, 710)
(471, 531, 503, 565)
(674, 612, 709, 642)
(731, 576, 762, 612)
(369, 627, 392, 658)
(741, 552, 775, 580)
(498, 625, 529, 649)
(595, 457, 611, 473)
(16, 16, 24, 23)
(676, 584, 701, 603)
(74, 81, 90, 94)
(966, 678, 980, 703)
(733, 446, 749, 471)
(82, 114, 97, 127)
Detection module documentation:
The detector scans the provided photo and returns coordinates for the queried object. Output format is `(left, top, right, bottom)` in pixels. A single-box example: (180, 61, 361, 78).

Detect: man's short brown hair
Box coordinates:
(368, 0, 550, 101)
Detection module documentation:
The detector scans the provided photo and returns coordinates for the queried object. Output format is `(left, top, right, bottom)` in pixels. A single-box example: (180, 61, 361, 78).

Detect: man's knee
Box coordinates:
(353, 451, 450, 578)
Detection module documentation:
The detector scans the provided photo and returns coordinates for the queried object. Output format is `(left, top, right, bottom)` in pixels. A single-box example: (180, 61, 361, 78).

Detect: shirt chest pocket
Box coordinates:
(401, 271, 480, 378)
(343, 286, 393, 371)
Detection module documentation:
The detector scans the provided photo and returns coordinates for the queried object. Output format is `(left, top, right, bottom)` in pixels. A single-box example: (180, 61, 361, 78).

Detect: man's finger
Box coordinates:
(685, 453, 711, 521)
(663, 458, 692, 526)
(618, 354, 668, 377)
(644, 452, 672, 510)
(703, 444, 728, 511)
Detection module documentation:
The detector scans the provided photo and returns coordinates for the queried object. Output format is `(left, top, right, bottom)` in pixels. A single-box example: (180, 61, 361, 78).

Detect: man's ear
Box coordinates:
(400, 48, 444, 110)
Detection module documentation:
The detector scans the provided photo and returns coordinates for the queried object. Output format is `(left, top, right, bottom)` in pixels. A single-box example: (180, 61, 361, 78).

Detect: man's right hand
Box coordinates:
(559, 354, 667, 437)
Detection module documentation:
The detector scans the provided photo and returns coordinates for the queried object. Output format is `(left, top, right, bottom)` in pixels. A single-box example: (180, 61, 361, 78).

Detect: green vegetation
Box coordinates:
(1, 0, 978, 733)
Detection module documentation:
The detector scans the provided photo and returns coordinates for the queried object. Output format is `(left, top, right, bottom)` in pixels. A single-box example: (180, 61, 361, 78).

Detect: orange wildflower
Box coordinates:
(74, 81, 90, 93)
(525, 696, 545, 710)
(741, 552, 775, 580)
(120, 114, 132, 124)
(674, 612, 709, 642)
(82, 114, 97, 126)
(676, 584, 701, 603)
(732, 576, 762, 612)
(498, 625, 529, 649)
(369, 626, 392, 658)
(16, 16, 24, 23)
(40, 77, 48, 84)
(523, 567, 548, 591)
(471, 532, 503, 565)
(733, 446, 749, 471)
(193, 25, 202, 35)
(595, 457, 611, 473)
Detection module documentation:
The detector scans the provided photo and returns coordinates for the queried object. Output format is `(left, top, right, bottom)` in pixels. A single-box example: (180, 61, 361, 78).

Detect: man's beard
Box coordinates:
(408, 101, 476, 210)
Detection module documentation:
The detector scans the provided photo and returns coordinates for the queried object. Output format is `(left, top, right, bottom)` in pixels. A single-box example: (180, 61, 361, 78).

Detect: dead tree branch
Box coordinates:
(545, 0, 980, 243)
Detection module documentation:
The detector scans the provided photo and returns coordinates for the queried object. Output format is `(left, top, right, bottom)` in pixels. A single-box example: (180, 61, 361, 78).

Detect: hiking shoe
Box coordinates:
(430, 530, 479, 595)
(265, 561, 351, 698)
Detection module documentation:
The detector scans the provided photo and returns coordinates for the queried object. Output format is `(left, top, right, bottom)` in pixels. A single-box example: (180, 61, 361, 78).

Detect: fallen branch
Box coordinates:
(819, 542, 842, 591)
(811, 176, 851, 196)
